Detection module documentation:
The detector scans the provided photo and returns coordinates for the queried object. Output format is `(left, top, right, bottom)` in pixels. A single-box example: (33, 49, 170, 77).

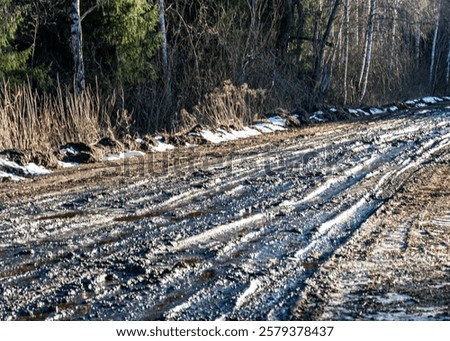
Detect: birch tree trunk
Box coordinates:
(159, 0, 172, 105)
(390, 0, 398, 71)
(358, 0, 376, 102)
(313, 0, 341, 92)
(69, 0, 85, 93)
(429, 0, 442, 91)
(343, 0, 350, 104)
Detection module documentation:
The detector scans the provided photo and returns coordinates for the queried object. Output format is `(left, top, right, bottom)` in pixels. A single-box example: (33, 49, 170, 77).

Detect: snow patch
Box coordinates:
(388, 106, 399, 112)
(422, 96, 443, 104)
(58, 161, 79, 168)
(357, 109, 370, 116)
(102, 150, 146, 161)
(0, 157, 52, 180)
(310, 111, 326, 122)
(0, 170, 24, 181)
(152, 136, 175, 152)
(268, 116, 286, 127)
(253, 122, 285, 133)
(200, 130, 228, 144)
(369, 108, 386, 115)
(25, 163, 53, 176)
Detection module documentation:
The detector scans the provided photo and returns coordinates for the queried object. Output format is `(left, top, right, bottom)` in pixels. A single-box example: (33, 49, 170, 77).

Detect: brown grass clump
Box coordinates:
(189, 80, 268, 129)
(0, 81, 113, 159)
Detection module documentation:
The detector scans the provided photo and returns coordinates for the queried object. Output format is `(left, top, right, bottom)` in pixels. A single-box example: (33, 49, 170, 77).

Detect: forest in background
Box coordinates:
(1, 0, 449, 154)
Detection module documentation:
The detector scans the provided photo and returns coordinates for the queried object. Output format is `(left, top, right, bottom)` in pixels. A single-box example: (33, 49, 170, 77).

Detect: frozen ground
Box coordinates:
(0, 107, 449, 320)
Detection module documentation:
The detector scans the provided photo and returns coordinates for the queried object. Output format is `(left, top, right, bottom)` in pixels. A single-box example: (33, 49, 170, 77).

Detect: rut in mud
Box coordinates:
(0, 108, 449, 320)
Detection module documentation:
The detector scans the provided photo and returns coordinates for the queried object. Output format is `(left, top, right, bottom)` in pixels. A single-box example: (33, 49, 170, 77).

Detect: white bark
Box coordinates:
(343, 0, 349, 104)
(159, 0, 172, 105)
(358, 0, 376, 102)
(429, 0, 442, 90)
(390, 0, 398, 71)
(69, 0, 85, 93)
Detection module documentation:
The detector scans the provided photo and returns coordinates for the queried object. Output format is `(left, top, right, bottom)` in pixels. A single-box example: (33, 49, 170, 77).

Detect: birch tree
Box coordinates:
(158, 0, 171, 104)
(429, 0, 442, 91)
(343, 0, 350, 103)
(312, 0, 341, 99)
(69, 0, 85, 93)
(358, 0, 376, 102)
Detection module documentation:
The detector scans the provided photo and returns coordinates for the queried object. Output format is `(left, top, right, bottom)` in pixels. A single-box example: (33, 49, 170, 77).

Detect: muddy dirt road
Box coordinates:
(0, 107, 449, 320)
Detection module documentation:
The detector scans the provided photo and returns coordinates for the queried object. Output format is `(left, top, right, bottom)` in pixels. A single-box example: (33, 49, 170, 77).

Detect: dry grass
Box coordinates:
(0, 81, 114, 154)
(190, 80, 268, 129)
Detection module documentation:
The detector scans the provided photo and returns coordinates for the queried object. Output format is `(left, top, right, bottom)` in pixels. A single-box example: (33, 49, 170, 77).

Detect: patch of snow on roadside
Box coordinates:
(422, 96, 443, 104)
(357, 109, 370, 116)
(102, 150, 146, 161)
(388, 106, 399, 112)
(405, 99, 418, 106)
(310, 111, 325, 122)
(60, 146, 77, 155)
(58, 161, 79, 168)
(370, 108, 386, 115)
(253, 122, 285, 133)
(230, 127, 261, 138)
(152, 136, 175, 152)
(200, 130, 227, 144)
(252, 123, 273, 133)
(0, 170, 24, 181)
(268, 116, 286, 127)
(200, 127, 262, 144)
(25, 163, 53, 176)
(0, 157, 52, 179)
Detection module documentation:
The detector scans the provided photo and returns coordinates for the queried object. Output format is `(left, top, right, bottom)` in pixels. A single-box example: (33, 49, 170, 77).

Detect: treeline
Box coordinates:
(1, 0, 449, 137)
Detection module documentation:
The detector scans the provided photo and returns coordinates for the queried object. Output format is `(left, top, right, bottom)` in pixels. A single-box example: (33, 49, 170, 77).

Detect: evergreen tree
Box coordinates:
(0, 0, 30, 81)
(84, 0, 160, 86)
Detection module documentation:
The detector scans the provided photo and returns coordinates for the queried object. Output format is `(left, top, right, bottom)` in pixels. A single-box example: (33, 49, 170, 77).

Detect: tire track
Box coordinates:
(1, 108, 449, 320)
